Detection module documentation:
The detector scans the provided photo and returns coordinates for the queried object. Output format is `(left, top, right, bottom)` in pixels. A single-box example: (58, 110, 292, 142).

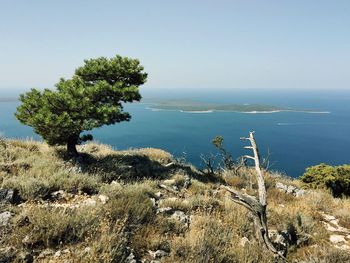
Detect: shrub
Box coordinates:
(300, 163, 350, 197)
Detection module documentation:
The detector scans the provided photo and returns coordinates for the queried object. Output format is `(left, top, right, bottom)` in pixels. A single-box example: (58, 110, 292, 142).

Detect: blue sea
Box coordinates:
(1, 88, 350, 178)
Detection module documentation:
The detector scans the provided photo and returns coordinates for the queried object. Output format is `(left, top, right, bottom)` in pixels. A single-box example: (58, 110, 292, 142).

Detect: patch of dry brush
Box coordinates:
(1, 139, 350, 262)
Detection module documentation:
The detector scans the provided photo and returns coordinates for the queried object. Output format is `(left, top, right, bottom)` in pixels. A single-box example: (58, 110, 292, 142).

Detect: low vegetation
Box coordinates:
(1, 138, 350, 262)
(300, 163, 350, 197)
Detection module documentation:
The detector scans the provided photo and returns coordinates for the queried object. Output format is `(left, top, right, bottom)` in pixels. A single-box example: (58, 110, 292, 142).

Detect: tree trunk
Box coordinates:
(221, 132, 287, 261)
(67, 135, 79, 157)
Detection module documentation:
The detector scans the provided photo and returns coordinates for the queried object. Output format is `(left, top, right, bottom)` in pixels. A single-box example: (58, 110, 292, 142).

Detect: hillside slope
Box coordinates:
(1, 139, 350, 262)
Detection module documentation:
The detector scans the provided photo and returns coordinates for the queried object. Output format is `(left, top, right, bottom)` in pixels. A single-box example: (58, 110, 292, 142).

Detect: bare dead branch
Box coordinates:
(222, 132, 287, 261)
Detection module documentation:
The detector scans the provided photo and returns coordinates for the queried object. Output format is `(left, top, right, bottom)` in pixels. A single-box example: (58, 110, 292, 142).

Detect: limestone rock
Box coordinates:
(330, 234, 346, 244)
(0, 211, 13, 226)
(149, 250, 168, 259)
(50, 190, 68, 201)
(170, 211, 190, 226)
(239, 237, 250, 247)
(37, 249, 55, 259)
(154, 192, 163, 199)
(275, 182, 307, 197)
(0, 188, 17, 204)
(157, 207, 173, 214)
(126, 251, 136, 263)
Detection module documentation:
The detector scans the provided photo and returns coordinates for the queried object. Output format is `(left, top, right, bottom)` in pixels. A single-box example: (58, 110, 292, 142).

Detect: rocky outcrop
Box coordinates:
(275, 182, 307, 197)
(321, 212, 350, 250)
(0, 211, 13, 226)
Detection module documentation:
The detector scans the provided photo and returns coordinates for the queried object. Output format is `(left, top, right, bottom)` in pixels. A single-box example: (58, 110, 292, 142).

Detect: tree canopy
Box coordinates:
(15, 55, 147, 156)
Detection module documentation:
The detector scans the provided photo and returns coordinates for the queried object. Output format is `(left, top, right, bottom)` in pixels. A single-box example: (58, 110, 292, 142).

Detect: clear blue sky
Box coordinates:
(0, 0, 349, 92)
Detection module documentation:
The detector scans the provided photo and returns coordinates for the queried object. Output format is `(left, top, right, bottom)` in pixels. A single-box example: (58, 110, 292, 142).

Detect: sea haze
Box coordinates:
(0, 89, 349, 177)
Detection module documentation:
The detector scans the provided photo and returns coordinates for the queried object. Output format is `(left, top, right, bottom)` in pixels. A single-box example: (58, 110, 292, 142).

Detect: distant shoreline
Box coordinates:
(145, 100, 330, 114)
(0, 98, 18, 102)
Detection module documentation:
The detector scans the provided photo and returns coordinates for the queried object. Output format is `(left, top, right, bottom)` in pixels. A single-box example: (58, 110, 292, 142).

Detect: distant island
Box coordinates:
(0, 97, 17, 102)
(145, 100, 329, 114)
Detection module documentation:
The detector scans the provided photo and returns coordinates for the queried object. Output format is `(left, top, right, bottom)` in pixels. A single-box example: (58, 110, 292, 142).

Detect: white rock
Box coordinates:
(336, 244, 350, 250)
(37, 248, 55, 259)
(155, 250, 168, 258)
(154, 192, 163, 199)
(330, 234, 346, 244)
(295, 189, 306, 197)
(323, 214, 337, 221)
(50, 190, 67, 200)
(0, 211, 12, 226)
(150, 198, 157, 207)
(82, 198, 97, 206)
(98, 195, 109, 204)
(163, 179, 176, 185)
(286, 185, 297, 194)
(157, 207, 173, 214)
(239, 237, 250, 247)
(171, 211, 190, 225)
(149, 250, 168, 259)
(275, 182, 288, 192)
(54, 250, 61, 257)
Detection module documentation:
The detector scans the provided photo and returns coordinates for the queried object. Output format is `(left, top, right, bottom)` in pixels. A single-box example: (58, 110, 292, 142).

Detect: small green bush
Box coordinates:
(300, 163, 350, 197)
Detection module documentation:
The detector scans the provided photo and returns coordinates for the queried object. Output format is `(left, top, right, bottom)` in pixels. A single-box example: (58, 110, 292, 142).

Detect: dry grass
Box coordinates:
(1, 138, 350, 262)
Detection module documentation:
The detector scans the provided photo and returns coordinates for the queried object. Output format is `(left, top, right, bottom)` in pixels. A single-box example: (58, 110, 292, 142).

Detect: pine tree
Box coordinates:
(15, 55, 147, 156)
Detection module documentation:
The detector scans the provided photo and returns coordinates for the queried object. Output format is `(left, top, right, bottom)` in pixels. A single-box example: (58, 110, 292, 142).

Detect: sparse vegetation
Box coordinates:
(300, 163, 350, 197)
(1, 138, 350, 262)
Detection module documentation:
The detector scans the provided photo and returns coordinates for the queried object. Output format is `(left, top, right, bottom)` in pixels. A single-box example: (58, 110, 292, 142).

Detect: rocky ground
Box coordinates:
(1, 139, 350, 262)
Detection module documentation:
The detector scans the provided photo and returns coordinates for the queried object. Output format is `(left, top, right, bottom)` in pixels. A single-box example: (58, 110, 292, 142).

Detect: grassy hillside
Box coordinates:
(1, 139, 350, 262)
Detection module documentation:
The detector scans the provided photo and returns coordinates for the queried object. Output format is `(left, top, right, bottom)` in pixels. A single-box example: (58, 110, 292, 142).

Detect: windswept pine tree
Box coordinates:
(15, 55, 147, 156)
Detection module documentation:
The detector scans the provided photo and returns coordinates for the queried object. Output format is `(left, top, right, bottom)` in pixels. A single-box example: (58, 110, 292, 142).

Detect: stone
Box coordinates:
(157, 207, 173, 214)
(50, 190, 67, 200)
(275, 182, 288, 192)
(294, 189, 306, 198)
(330, 234, 346, 244)
(154, 250, 168, 258)
(37, 249, 55, 259)
(323, 214, 336, 221)
(125, 251, 136, 263)
(0, 211, 13, 226)
(286, 185, 297, 194)
(150, 198, 157, 207)
(275, 182, 307, 197)
(336, 244, 350, 250)
(22, 235, 36, 247)
(17, 250, 33, 262)
(149, 250, 168, 259)
(83, 247, 91, 254)
(239, 237, 250, 247)
(98, 195, 109, 204)
(154, 192, 163, 199)
(158, 197, 178, 206)
(170, 211, 190, 226)
(82, 198, 97, 207)
(0, 189, 15, 204)
(163, 179, 176, 185)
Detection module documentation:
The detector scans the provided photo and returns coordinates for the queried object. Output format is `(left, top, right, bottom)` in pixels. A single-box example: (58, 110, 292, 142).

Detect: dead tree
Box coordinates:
(221, 131, 286, 261)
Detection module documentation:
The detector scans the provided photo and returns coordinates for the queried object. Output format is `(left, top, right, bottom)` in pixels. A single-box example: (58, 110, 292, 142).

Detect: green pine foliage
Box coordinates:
(300, 163, 350, 197)
(15, 55, 147, 155)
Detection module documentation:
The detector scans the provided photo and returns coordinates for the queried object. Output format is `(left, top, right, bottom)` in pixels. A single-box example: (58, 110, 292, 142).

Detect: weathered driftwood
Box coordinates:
(221, 132, 286, 261)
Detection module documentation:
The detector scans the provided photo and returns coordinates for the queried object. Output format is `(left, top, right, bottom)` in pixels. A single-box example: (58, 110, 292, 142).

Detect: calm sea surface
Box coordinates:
(1, 89, 349, 177)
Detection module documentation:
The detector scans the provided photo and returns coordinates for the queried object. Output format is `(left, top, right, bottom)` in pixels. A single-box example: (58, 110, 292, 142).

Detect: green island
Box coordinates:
(147, 100, 322, 113)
